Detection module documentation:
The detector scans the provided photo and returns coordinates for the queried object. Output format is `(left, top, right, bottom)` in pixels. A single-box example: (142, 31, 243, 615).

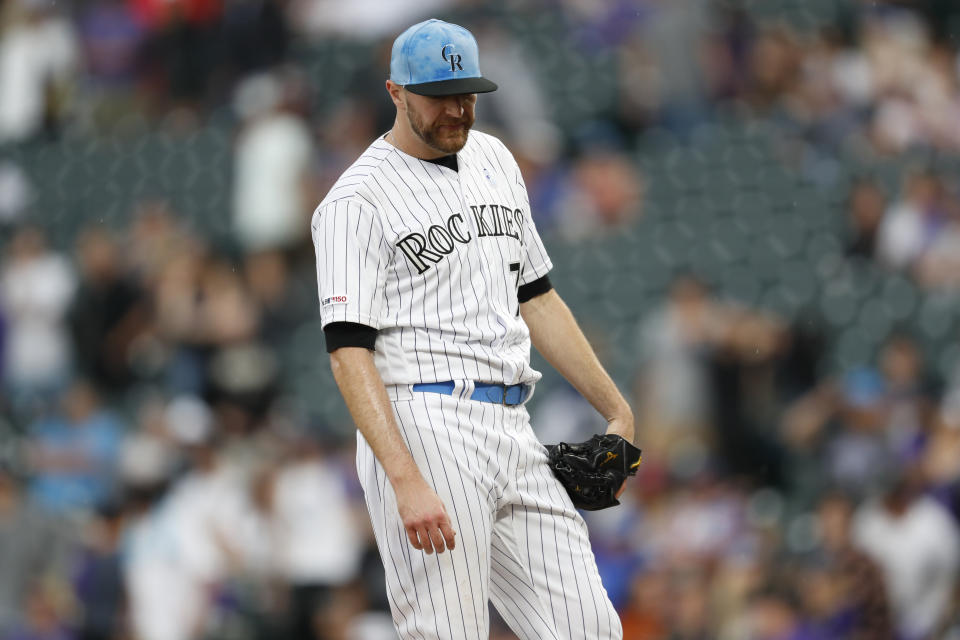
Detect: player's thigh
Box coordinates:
(494, 460, 622, 639)
(356, 397, 499, 639)
(358, 438, 493, 640)
(387, 391, 507, 565)
(487, 506, 563, 640)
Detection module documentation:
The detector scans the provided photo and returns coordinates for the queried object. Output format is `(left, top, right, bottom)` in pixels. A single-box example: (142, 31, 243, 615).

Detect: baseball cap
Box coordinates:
(390, 19, 498, 97)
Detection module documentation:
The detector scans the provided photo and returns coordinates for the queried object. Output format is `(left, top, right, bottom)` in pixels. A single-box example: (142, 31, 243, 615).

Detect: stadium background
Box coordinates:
(1, 0, 960, 638)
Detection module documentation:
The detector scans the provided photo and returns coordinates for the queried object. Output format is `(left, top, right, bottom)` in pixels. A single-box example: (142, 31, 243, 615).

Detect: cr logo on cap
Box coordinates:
(440, 44, 463, 72)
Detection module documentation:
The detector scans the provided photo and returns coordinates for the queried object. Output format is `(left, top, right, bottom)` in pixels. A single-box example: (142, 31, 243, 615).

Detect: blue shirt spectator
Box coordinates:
(27, 381, 123, 513)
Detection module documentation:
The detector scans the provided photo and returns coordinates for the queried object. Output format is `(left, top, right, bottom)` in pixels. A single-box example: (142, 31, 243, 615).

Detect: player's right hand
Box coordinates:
(395, 479, 456, 554)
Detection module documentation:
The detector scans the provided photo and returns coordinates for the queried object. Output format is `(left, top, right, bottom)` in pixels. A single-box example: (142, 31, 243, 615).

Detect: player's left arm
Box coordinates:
(520, 289, 635, 444)
(506, 144, 633, 443)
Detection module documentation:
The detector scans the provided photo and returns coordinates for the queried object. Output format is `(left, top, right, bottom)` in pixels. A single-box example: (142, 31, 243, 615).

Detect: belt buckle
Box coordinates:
(502, 383, 525, 406)
(500, 383, 510, 406)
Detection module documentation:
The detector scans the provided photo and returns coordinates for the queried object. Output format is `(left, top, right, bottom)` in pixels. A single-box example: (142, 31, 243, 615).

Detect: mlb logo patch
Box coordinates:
(322, 295, 349, 306)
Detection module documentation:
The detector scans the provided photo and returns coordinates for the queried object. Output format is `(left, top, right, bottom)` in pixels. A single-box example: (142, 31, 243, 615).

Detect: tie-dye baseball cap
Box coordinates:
(390, 19, 498, 96)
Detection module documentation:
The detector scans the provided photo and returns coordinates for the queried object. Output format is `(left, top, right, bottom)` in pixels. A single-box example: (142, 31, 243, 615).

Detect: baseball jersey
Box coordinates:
(312, 130, 553, 387)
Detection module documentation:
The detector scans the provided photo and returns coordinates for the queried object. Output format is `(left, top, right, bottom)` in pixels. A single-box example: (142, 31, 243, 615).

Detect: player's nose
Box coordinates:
(442, 96, 464, 117)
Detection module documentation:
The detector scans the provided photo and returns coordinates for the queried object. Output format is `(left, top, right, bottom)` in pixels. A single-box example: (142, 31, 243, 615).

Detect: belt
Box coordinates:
(412, 381, 530, 406)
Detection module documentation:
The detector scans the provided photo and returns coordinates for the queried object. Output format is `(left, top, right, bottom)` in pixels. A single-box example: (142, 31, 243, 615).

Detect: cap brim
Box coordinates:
(405, 77, 498, 96)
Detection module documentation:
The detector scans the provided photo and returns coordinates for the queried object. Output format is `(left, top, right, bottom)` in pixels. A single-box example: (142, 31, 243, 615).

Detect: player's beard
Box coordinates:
(406, 103, 473, 154)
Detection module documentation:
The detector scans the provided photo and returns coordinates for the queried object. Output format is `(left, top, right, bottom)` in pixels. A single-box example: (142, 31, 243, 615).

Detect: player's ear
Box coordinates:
(385, 80, 405, 110)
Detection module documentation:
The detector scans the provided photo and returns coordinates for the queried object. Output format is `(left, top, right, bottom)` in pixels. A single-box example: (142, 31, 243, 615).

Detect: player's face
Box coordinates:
(403, 91, 476, 154)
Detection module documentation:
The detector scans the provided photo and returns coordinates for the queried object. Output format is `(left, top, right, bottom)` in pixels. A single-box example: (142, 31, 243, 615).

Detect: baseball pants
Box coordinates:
(356, 383, 622, 640)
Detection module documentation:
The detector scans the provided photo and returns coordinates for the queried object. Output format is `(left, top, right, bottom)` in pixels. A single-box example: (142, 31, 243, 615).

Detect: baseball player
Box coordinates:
(312, 18, 636, 640)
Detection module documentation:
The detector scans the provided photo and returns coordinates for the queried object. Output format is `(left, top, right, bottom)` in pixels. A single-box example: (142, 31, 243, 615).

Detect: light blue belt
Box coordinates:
(412, 381, 530, 406)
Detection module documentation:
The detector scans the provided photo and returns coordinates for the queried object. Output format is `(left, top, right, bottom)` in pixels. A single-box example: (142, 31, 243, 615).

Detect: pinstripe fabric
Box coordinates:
(357, 393, 622, 640)
(312, 131, 551, 386)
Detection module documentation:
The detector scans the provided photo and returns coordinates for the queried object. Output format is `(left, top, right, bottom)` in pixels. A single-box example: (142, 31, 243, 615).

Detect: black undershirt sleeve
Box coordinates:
(517, 274, 553, 303)
(324, 322, 378, 353)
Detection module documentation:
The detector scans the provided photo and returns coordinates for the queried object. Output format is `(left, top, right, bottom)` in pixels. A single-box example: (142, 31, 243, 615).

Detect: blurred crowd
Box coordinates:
(1, 0, 960, 639)
(0, 211, 395, 640)
(585, 274, 960, 640)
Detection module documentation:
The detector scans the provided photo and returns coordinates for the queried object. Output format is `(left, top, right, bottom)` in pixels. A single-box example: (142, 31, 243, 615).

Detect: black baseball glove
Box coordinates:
(545, 434, 642, 511)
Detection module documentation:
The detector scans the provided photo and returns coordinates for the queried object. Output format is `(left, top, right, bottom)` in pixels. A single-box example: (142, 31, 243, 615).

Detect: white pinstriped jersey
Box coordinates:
(312, 130, 553, 387)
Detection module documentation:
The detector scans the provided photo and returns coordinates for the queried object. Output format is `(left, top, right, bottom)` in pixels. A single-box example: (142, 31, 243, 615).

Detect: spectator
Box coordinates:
(471, 22, 562, 163)
(152, 245, 265, 398)
(637, 275, 788, 482)
(797, 555, 862, 638)
(814, 492, 893, 639)
(133, 0, 223, 111)
(116, 394, 179, 492)
(566, 150, 643, 238)
(782, 30, 858, 149)
(315, 98, 380, 191)
(221, 0, 289, 78)
(924, 350, 960, 510)
(231, 72, 315, 253)
(844, 180, 886, 260)
(243, 250, 312, 349)
(866, 13, 960, 153)
(782, 371, 878, 500)
(923, 414, 960, 518)
(853, 471, 960, 640)
(915, 195, 960, 291)
(71, 502, 128, 640)
(876, 170, 949, 271)
(0, 162, 33, 226)
(742, 26, 801, 113)
(826, 368, 897, 498)
(0, 227, 76, 408)
(2, 580, 76, 640)
(632, 0, 713, 131)
(68, 226, 148, 393)
(535, 146, 642, 241)
(938, 352, 960, 432)
(744, 586, 812, 640)
(619, 568, 669, 640)
(26, 380, 124, 513)
(666, 571, 712, 640)
(123, 200, 191, 290)
(269, 440, 366, 640)
(77, 0, 144, 88)
(199, 260, 277, 414)
(0, 464, 73, 636)
(636, 275, 719, 445)
(782, 333, 936, 499)
(877, 334, 936, 461)
(651, 480, 748, 567)
(122, 404, 230, 640)
(0, 0, 79, 143)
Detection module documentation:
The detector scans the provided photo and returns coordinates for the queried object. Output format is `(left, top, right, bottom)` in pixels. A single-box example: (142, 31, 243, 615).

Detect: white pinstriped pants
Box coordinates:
(357, 385, 622, 640)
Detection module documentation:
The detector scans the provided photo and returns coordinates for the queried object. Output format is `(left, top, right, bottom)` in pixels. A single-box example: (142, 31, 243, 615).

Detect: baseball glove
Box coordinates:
(545, 434, 642, 511)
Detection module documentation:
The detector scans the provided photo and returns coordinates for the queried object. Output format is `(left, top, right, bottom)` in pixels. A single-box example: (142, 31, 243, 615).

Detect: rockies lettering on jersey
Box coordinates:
(395, 206, 524, 274)
(311, 130, 553, 387)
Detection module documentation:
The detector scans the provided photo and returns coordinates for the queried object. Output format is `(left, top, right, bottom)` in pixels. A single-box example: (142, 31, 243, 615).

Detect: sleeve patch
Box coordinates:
(322, 295, 349, 307)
